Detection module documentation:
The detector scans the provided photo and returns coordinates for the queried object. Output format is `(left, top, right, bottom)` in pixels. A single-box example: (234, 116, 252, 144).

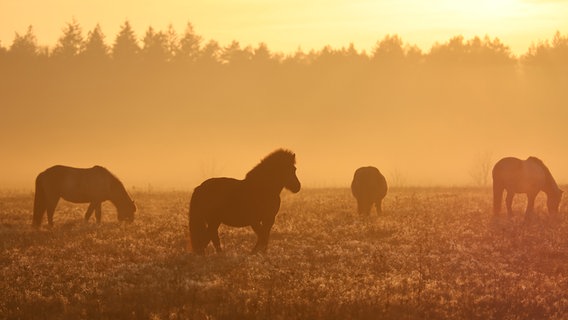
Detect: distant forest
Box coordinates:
(2, 19, 568, 187)
(2, 20, 568, 67)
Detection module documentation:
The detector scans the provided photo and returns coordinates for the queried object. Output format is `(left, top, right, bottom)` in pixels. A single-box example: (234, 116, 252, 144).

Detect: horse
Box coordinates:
(33, 165, 136, 227)
(351, 166, 388, 216)
(492, 157, 563, 216)
(189, 149, 301, 255)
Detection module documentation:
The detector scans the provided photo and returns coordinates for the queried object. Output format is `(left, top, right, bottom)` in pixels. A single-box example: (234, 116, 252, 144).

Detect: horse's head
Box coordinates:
(277, 151, 301, 193)
(284, 164, 301, 193)
(548, 188, 563, 214)
(247, 149, 301, 193)
(118, 200, 136, 222)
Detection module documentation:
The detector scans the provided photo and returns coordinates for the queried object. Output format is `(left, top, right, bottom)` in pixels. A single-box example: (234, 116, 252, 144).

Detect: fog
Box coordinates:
(2, 26, 568, 190)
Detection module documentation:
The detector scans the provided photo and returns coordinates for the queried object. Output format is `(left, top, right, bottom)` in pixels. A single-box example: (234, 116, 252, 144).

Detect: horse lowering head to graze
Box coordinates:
(189, 149, 301, 255)
(351, 166, 388, 216)
(33, 165, 136, 228)
(493, 156, 563, 216)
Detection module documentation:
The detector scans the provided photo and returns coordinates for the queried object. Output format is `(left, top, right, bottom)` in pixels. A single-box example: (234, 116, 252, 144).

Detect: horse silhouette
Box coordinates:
(351, 166, 388, 215)
(33, 165, 136, 227)
(493, 156, 563, 215)
(189, 149, 301, 255)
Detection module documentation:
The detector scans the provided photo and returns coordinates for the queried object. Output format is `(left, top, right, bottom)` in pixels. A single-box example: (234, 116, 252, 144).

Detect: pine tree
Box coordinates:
(200, 40, 221, 65)
(83, 24, 109, 61)
(9, 25, 39, 59)
(52, 18, 84, 59)
(164, 24, 178, 61)
(112, 20, 140, 62)
(141, 26, 169, 63)
(221, 40, 252, 65)
(177, 22, 202, 63)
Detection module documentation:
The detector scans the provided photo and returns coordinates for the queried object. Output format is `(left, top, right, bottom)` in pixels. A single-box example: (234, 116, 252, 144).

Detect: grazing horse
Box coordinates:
(33, 165, 136, 227)
(492, 157, 563, 215)
(189, 149, 301, 255)
(351, 166, 388, 215)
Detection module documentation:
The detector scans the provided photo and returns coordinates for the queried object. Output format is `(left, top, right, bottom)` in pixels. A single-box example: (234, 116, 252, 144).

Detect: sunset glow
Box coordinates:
(1, 0, 568, 54)
(1, 0, 568, 188)
(5, 3, 568, 317)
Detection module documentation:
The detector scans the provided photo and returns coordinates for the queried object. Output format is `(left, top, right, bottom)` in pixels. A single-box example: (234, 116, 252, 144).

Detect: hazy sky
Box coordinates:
(2, 0, 568, 190)
(1, 0, 568, 55)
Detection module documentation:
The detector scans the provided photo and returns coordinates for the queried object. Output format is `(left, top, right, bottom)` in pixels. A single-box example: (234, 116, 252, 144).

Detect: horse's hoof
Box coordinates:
(250, 248, 267, 255)
(193, 248, 206, 256)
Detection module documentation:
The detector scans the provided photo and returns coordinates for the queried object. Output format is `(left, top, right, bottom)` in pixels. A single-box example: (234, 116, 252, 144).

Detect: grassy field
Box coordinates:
(2, 187, 568, 319)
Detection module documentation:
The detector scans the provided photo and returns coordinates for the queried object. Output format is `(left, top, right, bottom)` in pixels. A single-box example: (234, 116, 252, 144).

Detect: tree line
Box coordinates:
(1, 19, 568, 68)
(1, 20, 568, 187)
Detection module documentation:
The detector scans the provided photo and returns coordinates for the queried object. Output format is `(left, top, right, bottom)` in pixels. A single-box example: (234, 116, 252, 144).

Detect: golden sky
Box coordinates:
(1, 0, 568, 55)
(2, 0, 568, 189)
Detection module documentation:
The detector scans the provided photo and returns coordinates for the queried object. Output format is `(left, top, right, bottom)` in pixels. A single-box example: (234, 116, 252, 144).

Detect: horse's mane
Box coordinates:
(94, 166, 127, 192)
(245, 149, 296, 180)
(527, 157, 559, 189)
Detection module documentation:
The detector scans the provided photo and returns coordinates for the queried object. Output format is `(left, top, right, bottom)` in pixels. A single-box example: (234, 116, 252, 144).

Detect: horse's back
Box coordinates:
(493, 157, 546, 193)
(191, 178, 241, 209)
(36, 165, 114, 202)
(493, 157, 522, 173)
(36, 165, 73, 188)
(39, 165, 107, 178)
(352, 166, 387, 198)
(190, 177, 275, 227)
(195, 177, 241, 194)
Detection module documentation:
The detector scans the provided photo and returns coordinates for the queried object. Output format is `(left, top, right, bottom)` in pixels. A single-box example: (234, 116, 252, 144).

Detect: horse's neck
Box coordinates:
(538, 170, 559, 194)
(543, 177, 560, 195)
(539, 167, 559, 194)
(245, 177, 283, 194)
(109, 182, 129, 205)
(527, 159, 559, 194)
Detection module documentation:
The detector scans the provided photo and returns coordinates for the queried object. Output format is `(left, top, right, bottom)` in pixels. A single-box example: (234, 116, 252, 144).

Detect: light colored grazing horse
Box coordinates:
(492, 156, 563, 215)
(33, 165, 136, 227)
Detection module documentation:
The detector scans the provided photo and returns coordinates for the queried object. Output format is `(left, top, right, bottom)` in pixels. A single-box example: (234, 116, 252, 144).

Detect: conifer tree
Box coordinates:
(112, 20, 140, 62)
(9, 25, 39, 58)
(83, 24, 109, 61)
(52, 19, 84, 59)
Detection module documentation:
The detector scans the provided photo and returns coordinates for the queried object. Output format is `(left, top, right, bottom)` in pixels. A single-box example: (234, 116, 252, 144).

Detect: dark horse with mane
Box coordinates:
(351, 166, 388, 215)
(33, 165, 136, 227)
(493, 157, 563, 215)
(189, 149, 301, 254)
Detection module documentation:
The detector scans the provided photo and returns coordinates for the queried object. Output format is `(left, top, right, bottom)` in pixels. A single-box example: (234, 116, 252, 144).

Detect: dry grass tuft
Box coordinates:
(2, 188, 568, 319)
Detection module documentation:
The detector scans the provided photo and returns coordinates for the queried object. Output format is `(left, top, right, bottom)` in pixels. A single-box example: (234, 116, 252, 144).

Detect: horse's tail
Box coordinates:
(33, 174, 46, 227)
(188, 186, 209, 255)
(492, 175, 503, 215)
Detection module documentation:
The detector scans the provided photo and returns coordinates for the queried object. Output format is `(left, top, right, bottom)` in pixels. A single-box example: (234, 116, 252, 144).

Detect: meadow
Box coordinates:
(2, 187, 568, 319)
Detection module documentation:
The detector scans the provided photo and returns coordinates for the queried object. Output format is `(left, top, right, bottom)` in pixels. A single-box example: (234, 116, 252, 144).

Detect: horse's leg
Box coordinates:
(357, 198, 371, 216)
(375, 198, 383, 214)
(33, 197, 47, 228)
(46, 196, 60, 227)
(356, 198, 363, 215)
(85, 203, 95, 222)
(208, 221, 222, 253)
(94, 202, 102, 223)
(251, 218, 275, 254)
(505, 191, 514, 215)
(493, 184, 504, 214)
(526, 193, 537, 216)
(250, 223, 265, 253)
(33, 183, 47, 227)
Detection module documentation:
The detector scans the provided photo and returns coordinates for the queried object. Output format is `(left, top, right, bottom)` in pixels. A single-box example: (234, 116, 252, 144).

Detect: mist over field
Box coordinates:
(3, 8, 568, 318)
(1, 22, 568, 189)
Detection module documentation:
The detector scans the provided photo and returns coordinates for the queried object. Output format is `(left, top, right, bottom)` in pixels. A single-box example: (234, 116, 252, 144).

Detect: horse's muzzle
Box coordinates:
(288, 182, 301, 193)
